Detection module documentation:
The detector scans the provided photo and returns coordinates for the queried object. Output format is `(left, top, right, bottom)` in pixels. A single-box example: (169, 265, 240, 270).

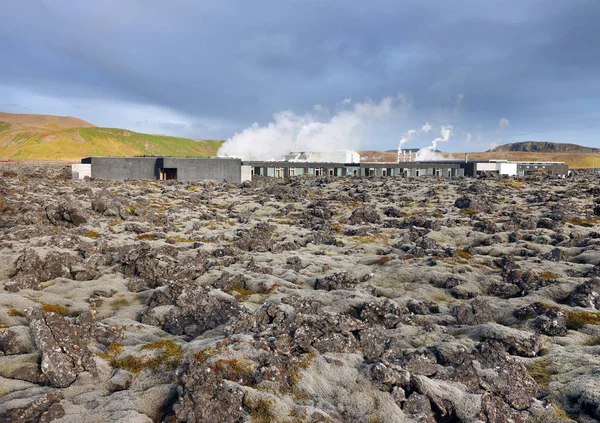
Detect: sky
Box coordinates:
(1, 0, 599, 155)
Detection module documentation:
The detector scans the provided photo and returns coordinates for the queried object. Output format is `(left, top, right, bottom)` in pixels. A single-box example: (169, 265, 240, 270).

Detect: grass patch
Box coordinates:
(40, 303, 70, 316)
(459, 208, 479, 215)
(108, 220, 123, 226)
(125, 205, 138, 215)
(0, 121, 11, 133)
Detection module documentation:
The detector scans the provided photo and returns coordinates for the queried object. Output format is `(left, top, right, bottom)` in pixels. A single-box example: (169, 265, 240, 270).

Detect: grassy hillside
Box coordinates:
(0, 112, 223, 160)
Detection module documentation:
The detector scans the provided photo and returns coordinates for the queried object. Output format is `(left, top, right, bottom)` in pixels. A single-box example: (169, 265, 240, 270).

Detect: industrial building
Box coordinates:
(72, 151, 569, 183)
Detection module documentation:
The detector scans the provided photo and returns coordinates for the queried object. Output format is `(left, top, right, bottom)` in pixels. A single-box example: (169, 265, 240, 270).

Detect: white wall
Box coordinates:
(241, 165, 252, 183)
(71, 164, 91, 180)
(476, 162, 500, 172)
(499, 163, 518, 176)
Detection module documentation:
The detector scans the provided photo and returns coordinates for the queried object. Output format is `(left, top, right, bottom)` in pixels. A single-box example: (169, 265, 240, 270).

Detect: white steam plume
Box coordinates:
(396, 122, 432, 162)
(218, 97, 400, 160)
(416, 125, 453, 161)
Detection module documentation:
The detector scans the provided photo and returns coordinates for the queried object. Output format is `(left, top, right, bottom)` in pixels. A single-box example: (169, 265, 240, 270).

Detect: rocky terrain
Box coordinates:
(1, 163, 600, 423)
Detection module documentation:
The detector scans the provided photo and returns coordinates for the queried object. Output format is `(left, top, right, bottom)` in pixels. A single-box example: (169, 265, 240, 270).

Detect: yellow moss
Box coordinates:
(136, 233, 158, 241)
(566, 217, 600, 227)
(456, 249, 472, 260)
(192, 347, 218, 364)
(98, 340, 182, 374)
(566, 310, 600, 330)
(7, 309, 25, 317)
(166, 235, 196, 243)
(108, 220, 123, 226)
(85, 230, 101, 239)
(210, 357, 255, 384)
(97, 342, 124, 361)
(40, 303, 70, 316)
(125, 205, 138, 215)
(538, 271, 559, 281)
(352, 235, 389, 245)
(499, 181, 524, 188)
(248, 397, 277, 423)
(375, 256, 393, 265)
(459, 208, 479, 215)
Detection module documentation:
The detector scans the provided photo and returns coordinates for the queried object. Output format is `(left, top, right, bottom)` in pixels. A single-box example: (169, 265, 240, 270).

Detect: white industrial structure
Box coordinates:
(71, 163, 91, 179)
(284, 151, 360, 164)
(474, 160, 567, 177)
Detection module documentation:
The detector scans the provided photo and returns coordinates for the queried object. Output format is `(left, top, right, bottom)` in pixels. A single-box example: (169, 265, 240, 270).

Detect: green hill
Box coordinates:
(0, 112, 223, 160)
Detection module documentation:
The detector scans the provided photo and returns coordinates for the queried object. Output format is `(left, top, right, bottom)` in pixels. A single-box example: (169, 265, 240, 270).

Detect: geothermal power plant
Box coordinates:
(72, 151, 569, 182)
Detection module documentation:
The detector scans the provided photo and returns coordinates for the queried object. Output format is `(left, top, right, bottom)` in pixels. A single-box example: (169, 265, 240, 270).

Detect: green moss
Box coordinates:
(139, 339, 183, 371)
(110, 297, 130, 311)
(97, 339, 183, 374)
(526, 359, 555, 387)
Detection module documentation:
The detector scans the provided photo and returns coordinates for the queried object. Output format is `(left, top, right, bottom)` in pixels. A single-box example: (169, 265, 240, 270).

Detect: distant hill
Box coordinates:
(490, 141, 600, 154)
(0, 112, 223, 160)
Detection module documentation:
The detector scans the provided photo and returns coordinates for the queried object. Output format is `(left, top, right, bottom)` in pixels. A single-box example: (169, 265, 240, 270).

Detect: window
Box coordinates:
(289, 168, 296, 177)
(328, 169, 334, 176)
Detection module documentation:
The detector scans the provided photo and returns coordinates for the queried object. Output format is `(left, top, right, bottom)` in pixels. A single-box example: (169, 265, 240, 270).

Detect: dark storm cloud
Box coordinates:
(1, 0, 599, 147)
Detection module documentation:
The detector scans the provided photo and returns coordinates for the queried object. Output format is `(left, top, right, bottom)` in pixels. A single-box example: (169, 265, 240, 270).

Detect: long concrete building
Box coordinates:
(72, 152, 569, 183)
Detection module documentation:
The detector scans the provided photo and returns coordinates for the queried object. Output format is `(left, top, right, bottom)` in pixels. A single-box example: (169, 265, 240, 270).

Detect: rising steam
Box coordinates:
(397, 122, 432, 162)
(218, 97, 402, 160)
(415, 125, 453, 161)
